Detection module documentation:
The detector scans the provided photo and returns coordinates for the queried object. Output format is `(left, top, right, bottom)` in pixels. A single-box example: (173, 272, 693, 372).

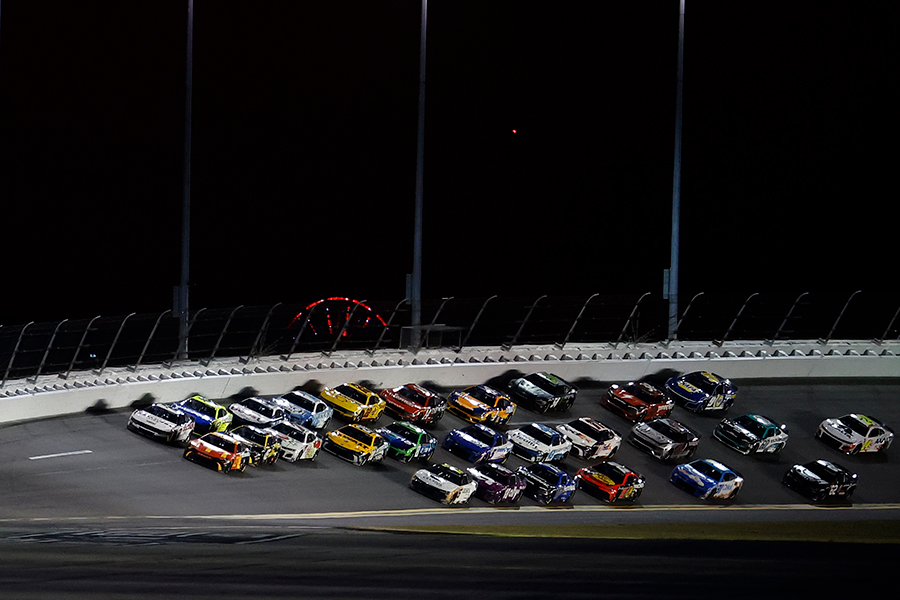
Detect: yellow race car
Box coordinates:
(230, 425, 281, 466)
(447, 385, 517, 426)
(322, 424, 390, 466)
(321, 382, 386, 423)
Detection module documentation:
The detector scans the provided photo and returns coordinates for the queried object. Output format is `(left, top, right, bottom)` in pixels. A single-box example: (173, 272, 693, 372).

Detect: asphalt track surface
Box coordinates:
(2, 377, 900, 598)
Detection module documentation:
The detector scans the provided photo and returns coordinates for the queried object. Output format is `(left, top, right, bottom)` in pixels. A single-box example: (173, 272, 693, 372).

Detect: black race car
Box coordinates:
(782, 459, 858, 503)
(508, 372, 577, 414)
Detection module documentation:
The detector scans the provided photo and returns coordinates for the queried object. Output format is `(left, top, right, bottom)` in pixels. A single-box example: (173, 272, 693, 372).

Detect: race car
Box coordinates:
(508, 422, 573, 463)
(575, 461, 645, 504)
(782, 459, 858, 503)
(442, 423, 513, 464)
(321, 382, 386, 423)
(172, 394, 233, 435)
(447, 384, 516, 426)
(229, 425, 281, 466)
(517, 462, 577, 505)
(380, 383, 447, 426)
(508, 372, 577, 414)
(409, 463, 477, 505)
(665, 371, 736, 413)
(713, 413, 788, 455)
(228, 396, 287, 429)
(264, 420, 322, 462)
(322, 423, 389, 466)
(601, 381, 674, 422)
(126, 403, 194, 444)
(670, 458, 743, 500)
(467, 462, 527, 504)
(271, 390, 333, 430)
(628, 417, 700, 461)
(375, 420, 437, 463)
(183, 431, 250, 473)
(555, 417, 622, 460)
(816, 413, 893, 454)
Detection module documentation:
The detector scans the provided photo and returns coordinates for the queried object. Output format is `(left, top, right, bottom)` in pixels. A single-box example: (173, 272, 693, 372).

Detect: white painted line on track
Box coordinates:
(28, 450, 93, 461)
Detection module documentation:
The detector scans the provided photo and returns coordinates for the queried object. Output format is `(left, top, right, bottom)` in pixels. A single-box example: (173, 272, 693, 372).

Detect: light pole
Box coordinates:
(666, 0, 685, 340)
(176, 0, 194, 359)
(410, 0, 427, 348)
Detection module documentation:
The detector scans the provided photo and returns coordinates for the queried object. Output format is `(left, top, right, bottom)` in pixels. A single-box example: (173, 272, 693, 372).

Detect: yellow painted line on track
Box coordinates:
(4, 503, 900, 525)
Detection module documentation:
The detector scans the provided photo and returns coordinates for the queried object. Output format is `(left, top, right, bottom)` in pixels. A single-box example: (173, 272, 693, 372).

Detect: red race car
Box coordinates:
(575, 461, 645, 503)
(380, 383, 447, 426)
(601, 381, 674, 422)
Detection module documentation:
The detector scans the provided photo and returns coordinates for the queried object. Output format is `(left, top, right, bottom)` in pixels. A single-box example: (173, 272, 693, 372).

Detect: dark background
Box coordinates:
(0, 1, 893, 326)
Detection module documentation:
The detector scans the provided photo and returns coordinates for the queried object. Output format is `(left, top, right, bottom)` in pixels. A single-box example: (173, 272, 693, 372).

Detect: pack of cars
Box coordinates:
(126, 370, 889, 508)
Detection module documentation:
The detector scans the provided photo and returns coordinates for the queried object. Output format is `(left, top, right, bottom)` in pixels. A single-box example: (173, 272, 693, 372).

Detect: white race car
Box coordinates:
(271, 390, 333, 430)
(127, 403, 194, 444)
(228, 397, 286, 428)
(555, 417, 622, 460)
(265, 420, 322, 462)
(409, 463, 477, 505)
(817, 413, 893, 455)
(508, 422, 573, 462)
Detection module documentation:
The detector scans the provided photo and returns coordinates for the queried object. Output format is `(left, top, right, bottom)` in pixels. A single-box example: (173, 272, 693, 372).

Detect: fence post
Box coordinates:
(2, 322, 34, 388)
(366, 298, 409, 356)
(30, 319, 68, 383)
(413, 296, 453, 353)
(61, 316, 101, 379)
(667, 291, 705, 343)
(614, 292, 651, 346)
(201, 306, 243, 366)
(324, 300, 366, 357)
(716, 292, 759, 346)
(241, 303, 281, 363)
(877, 301, 900, 343)
(166, 307, 206, 367)
(129, 310, 172, 372)
(282, 303, 322, 361)
(96, 313, 136, 376)
(820, 290, 862, 344)
(502, 295, 546, 351)
(557, 293, 599, 350)
(456, 295, 497, 353)
(768, 292, 808, 343)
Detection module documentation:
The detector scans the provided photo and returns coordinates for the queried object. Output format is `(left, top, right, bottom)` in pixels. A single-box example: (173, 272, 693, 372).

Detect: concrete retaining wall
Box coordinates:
(1, 339, 898, 425)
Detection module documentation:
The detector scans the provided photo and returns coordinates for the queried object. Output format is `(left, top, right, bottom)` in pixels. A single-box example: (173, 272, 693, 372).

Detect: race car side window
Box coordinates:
(870, 428, 884, 438)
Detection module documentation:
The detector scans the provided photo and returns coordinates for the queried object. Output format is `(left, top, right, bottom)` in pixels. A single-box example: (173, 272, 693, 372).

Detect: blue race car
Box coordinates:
(271, 390, 333, 430)
(670, 458, 744, 500)
(376, 420, 437, 463)
(171, 395, 233, 435)
(442, 423, 513, 464)
(516, 462, 577, 504)
(665, 371, 737, 413)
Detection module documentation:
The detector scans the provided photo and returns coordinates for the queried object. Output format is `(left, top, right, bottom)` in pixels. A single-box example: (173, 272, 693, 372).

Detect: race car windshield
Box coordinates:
(839, 415, 870, 436)
(336, 385, 367, 403)
(386, 424, 419, 442)
(183, 398, 216, 417)
(569, 420, 611, 440)
(522, 424, 556, 444)
(649, 420, 693, 442)
(591, 463, 627, 483)
(271, 422, 304, 440)
(342, 427, 374, 445)
(236, 428, 267, 445)
(465, 427, 497, 445)
(682, 372, 719, 393)
(527, 374, 565, 393)
(145, 405, 176, 420)
(691, 461, 723, 480)
(288, 394, 317, 412)
(478, 464, 513, 483)
(432, 465, 468, 485)
(243, 399, 278, 418)
(397, 386, 428, 405)
(204, 435, 237, 452)
(529, 464, 559, 484)
(466, 386, 496, 403)
(733, 415, 768, 437)
(626, 382, 661, 402)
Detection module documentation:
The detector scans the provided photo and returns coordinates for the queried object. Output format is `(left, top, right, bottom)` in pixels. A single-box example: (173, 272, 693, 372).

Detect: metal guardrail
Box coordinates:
(2, 291, 898, 386)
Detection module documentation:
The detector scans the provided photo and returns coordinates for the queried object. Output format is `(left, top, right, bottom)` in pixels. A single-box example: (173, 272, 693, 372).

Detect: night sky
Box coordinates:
(0, 1, 893, 327)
